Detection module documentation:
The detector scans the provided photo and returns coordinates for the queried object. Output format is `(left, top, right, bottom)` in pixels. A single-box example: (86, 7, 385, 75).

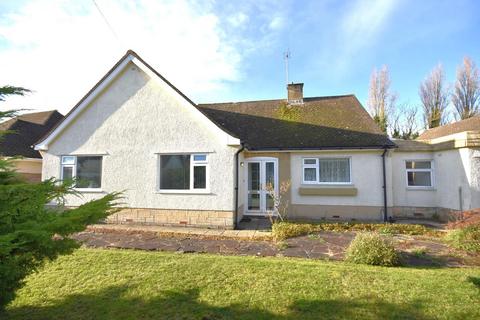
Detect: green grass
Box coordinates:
(4, 248, 480, 320)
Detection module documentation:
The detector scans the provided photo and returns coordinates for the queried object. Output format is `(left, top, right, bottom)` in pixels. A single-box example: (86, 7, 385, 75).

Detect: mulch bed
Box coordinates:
(72, 230, 480, 267)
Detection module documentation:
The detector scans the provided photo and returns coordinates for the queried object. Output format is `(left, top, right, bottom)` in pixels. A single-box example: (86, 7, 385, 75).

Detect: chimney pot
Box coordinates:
(287, 83, 304, 104)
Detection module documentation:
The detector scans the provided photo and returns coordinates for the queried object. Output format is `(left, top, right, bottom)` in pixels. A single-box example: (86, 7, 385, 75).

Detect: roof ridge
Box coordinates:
(418, 115, 480, 137)
(198, 94, 356, 106)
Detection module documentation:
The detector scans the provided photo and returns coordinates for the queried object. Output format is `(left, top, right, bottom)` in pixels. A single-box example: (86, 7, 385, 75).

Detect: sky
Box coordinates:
(0, 0, 479, 118)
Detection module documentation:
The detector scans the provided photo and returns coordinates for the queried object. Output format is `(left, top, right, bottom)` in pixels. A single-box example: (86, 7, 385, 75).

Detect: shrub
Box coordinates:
(345, 233, 400, 266)
(445, 225, 480, 253)
(272, 222, 314, 241)
(271, 221, 441, 240)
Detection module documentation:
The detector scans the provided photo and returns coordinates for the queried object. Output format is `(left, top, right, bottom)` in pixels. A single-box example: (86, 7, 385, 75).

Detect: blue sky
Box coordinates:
(0, 0, 479, 115)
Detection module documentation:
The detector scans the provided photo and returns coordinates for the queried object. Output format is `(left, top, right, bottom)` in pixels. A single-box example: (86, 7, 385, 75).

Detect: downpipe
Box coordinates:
(381, 147, 389, 223)
(234, 143, 245, 229)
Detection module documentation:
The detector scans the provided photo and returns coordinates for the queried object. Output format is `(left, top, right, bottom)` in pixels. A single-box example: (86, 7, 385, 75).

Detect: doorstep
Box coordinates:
(86, 224, 272, 241)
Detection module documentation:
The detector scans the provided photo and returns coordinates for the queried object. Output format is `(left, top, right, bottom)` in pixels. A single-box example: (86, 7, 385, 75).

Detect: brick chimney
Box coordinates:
(287, 83, 304, 104)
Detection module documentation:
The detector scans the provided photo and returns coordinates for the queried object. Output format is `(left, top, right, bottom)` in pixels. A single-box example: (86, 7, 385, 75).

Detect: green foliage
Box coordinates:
(0, 158, 23, 185)
(0, 105, 121, 310)
(0, 178, 121, 309)
(446, 225, 480, 253)
(373, 114, 388, 133)
(0, 86, 31, 101)
(345, 233, 400, 266)
(272, 221, 441, 241)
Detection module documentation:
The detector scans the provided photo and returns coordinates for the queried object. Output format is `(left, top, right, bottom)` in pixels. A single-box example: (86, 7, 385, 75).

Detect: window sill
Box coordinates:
(74, 188, 104, 193)
(406, 187, 436, 191)
(301, 183, 354, 187)
(299, 186, 357, 196)
(156, 190, 213, 195)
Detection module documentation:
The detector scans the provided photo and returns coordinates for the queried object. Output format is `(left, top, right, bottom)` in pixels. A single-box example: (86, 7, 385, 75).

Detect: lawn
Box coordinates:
(4, 248, 480, 320)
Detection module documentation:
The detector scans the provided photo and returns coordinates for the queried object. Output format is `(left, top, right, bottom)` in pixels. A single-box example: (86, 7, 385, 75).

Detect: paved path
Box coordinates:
(73, 226, 475, 266)
(86, 224, 272, 240)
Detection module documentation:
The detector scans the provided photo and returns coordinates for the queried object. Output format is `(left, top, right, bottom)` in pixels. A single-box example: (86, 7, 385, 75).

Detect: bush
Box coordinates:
(272, 221, 440, 241)
(445, 225, 480, 253)
(447, 209, 480, 229)
(345, 233, 400, 266)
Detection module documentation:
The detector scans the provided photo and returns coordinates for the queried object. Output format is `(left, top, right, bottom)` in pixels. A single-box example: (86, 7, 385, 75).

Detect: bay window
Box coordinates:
(159, 154, 208, 191)
(302, 157, 351, 184)
(61, 155, 103, 189)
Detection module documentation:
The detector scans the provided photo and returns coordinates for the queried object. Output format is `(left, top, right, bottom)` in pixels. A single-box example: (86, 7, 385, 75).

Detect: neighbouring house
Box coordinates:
(34, 51, 479, 228)
(0, 110, 63, 182)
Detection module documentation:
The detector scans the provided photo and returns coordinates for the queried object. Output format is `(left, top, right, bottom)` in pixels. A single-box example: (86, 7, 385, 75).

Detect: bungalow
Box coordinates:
(0, 110, 63, 182)
(34, 51, 479, 228)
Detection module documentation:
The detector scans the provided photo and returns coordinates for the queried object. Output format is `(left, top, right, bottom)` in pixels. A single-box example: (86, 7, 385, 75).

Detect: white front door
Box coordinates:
(245, 158, 278, 216)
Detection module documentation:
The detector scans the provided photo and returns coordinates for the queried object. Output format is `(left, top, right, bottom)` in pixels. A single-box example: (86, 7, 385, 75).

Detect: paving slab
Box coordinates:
(73, 227, 478, 267)
(87, 224, 271, 240)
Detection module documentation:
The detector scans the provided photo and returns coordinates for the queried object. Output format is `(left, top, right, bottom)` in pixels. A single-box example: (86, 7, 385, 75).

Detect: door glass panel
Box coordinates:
(265, 162, 275, 190)
(248, 193, 260, 210)
(248, 162, 260, 191)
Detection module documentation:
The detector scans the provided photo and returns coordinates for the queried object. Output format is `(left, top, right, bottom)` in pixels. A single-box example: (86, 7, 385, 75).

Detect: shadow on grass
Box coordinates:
(5, 285, 435, 320)
(468, 276, 480, 289)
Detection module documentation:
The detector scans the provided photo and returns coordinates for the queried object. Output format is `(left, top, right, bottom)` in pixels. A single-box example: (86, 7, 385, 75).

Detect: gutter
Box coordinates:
(246, 144, 397, 152)
(233, 143, 245, 229)
(381, 147, 389, 223)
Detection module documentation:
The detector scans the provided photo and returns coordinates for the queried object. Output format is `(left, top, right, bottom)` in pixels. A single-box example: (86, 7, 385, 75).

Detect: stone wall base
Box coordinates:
(288, 204, 385, 222)
(392, 206, 453, 222)
(106, 208, 235, 229)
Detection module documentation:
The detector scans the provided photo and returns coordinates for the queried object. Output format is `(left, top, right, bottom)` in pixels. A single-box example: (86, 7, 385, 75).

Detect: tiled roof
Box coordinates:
(417, 116, 480, 140)
(0, 110, 63, 158)
(198, 96, 394, 150)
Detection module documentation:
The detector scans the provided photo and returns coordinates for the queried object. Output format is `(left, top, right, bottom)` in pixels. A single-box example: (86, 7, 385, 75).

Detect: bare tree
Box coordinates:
(452, 57, 480, 120)
(391, 103, 419, 140)
(368, 65, 396, 133)
(419, 64, 449, 128)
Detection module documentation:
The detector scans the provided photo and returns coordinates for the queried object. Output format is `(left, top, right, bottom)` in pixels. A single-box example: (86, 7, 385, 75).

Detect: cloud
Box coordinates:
(268, 16, 285, 31)
(227, 12, 249, 28)
(330, 0, 399, 75)
(0, 0, 244, 113)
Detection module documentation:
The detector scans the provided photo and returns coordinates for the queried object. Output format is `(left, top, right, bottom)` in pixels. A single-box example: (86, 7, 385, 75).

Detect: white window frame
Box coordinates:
(405, 159, 434, 189)
(60, 155, 103, 192)
(158, 153, 210, 193)
(302, 157, 352, 185)
(302, 158, 319, 184)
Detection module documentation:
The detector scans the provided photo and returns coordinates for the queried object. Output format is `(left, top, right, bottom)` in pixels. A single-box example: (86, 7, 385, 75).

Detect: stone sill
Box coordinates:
(299, 187, 358, 196)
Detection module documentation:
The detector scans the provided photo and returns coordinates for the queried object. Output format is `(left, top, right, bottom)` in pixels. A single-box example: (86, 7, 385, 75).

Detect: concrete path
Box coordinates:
(73, 226, 477, 267)
(86, 224, 272, 241)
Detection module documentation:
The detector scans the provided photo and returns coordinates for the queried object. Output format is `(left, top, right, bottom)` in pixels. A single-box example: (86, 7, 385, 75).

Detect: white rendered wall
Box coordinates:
(42, 62, 238, 211)
(290, 150, 392, 207)
(391, 148, 479, 211)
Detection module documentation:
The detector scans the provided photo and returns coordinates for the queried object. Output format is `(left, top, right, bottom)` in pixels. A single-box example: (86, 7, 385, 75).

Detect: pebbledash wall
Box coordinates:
(289, 150, 392, 221)
(240, 147, 479, 223)
(391, 147, 480, 220)
(41, 61, 238, 229)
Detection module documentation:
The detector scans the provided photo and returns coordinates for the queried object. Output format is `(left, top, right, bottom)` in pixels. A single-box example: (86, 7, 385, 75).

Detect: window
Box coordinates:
(302, 158, 351, 184)
(159, 154, 208, 191)
(302, 158, 318, 183)
(406, 160, 433, 187)
(61, 156, 102, 189)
